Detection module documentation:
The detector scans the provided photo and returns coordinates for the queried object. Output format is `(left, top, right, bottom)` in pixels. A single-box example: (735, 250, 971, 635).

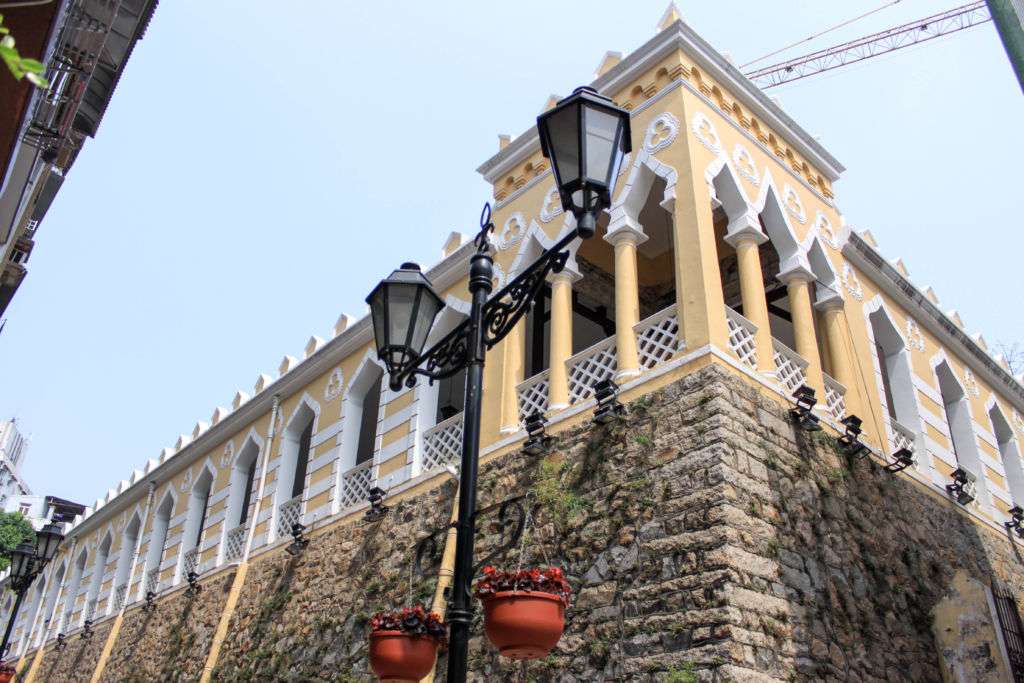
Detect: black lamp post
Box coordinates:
(1, 523, 63, 659)
(367, 86, 630, 683)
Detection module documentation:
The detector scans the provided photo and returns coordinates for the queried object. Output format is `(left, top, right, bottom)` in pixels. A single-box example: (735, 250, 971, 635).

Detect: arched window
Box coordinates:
(275, 402, 316, 538)
(41, 560, 66, 638)
(990, 403, 1024, 508)
(224, 438, 260, 562)
(867, 306, 921, 453)
(144, 492, 174, 595)
(341, 361, 384, 470)
(67, 547, 88, 626)
(18, 575, 46, 653)
(112, 512, 140, 610)
(181, 467, 213, 579)
(935, 360, 985, 493)
(85, 532, 112, 621)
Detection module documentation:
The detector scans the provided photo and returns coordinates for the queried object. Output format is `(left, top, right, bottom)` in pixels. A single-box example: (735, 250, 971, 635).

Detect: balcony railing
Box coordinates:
(224, 523, 247, 563)
(772, 339, 808, 395)
(182, 548, 199, 577)
(891, 419, 916, 454)
(83, 598, 97, 623)
(275, 495, 303, 538)
(516, 370, 550, 420)
(823, 374, 846, 421)
(113, 583, 128, 611)
(422, 412, 464, 472)
(339, 460, 373, 510)
(145, 568, 160, 595)
(635, 306, 681, 370)
(725, 306, 758, 371)
(567, 337, 617, 404)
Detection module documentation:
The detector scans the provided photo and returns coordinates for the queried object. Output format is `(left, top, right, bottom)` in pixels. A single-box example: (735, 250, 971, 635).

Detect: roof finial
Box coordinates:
(658, 2, 682, 31)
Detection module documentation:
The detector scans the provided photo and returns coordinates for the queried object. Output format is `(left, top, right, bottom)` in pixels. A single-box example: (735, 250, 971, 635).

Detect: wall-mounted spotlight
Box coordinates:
(883, 447, 916, 473)
(522, 411, 552, 456)
(838, 415, 869, 458)
(82, 619, 93, 639)
(592, 378, 626, 425)
(284, 522, 309, 557)
(364, 486, 389, 522)
(789, 385, 821, 432)
(1006, 506, 1024, 538)
(946, 467, 977, 506)
(185, 570, 202, 597)
(143, 590, 157, 613)
(55, 633, 66, 650)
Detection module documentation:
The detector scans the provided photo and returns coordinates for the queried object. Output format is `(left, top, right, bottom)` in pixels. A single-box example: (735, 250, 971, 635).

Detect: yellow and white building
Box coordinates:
(5, 4, 1024, 677)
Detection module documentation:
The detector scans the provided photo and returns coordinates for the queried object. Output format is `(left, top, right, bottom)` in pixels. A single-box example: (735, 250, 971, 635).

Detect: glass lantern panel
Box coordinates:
(546, 104, 580, 187)
(409, 290, 442, 358)
(387, 282, 419, 354)
(584, 107, 620, 186)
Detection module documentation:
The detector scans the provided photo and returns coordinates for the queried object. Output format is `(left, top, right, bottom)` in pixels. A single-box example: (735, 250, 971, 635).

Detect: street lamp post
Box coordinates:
(367, 86, 630, 683)
(0, 523, 63, 660)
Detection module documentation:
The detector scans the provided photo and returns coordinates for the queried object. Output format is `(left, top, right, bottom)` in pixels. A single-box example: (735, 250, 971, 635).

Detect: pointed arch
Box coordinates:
(933, 355, 988, 506)
(755, 174, 806, 279)
(113, 508, 142, 603)
(41, 557, 66, 636)
(805, 236, 841, 306)
(144, 488, 176, 594)
(85, 527, 114, 617)
(338, 350, 387, 473)
(274, 392, 321, 513)
(989, 401, 1024, 507)
(864, 298, 924, 461)
(608, 144, 678, 237)
(507, 218, 581, 280)
(180, 460, 216, 578)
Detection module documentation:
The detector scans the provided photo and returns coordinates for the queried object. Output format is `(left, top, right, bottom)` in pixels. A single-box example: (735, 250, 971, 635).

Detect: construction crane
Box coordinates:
(745, 2, 993, 89)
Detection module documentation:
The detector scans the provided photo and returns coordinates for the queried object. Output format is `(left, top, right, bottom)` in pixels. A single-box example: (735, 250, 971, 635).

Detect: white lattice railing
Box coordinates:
(725, 307, 758, 370)
(567, 337, 618, 404)
(635, 306, 681, 370)
(423, 412, 464, 472)
(339, 460, 373, 510)
(772, 339, 808, 395)
(113, 583, 127, 611)
(224, 523, 247, 563)
(517, 370, 550, 420)
(891, 420, 916, 454)
(182, 548, 199, 577)
(276, 495, 303, 538)
(145, 568, 159, 595)
(823, 374, 846, 421)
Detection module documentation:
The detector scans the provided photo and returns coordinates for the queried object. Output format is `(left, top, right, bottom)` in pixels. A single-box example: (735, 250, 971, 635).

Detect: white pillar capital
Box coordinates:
(604, 219, 648, 248)
(724, 211, 768, 248)
(546, 265, 581, 285)
(777, 261, 816, 285)
(814, 292, 846, 312)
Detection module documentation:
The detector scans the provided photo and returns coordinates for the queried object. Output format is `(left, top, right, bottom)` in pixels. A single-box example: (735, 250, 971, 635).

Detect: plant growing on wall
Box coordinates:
(1, 15, 49, 89)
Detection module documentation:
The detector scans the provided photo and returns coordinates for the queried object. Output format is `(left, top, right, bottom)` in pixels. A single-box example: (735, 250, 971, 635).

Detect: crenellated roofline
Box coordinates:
(477, 18, 845, 185)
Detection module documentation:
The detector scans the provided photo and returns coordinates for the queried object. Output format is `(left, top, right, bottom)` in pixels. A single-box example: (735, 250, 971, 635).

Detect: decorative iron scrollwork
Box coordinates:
(412, 494, 532, 579)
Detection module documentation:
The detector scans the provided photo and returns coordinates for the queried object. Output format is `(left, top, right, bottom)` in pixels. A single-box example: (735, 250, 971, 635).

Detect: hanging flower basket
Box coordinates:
(368, 605, 446, 683)
(0, 663, 15, 683)
(475, 566, 571, 660)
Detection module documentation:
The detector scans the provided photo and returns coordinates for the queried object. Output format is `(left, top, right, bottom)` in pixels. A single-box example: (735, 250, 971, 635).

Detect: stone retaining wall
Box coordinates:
(21, 364, 1024, 681)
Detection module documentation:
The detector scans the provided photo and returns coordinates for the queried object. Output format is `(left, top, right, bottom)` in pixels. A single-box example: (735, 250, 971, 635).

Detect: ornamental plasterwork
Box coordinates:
(220, 441, 235, 468)
(841, 263, 863, 300)
(325, 367, 343, 401)
(179, 467, 193, 493)
(732, 144, 758, 186)
(963, 368, 980, 398)
(782, 185, 807, 224)
(905, 319, 925, 352)
(691, 112, 721, 153)
(539, 186, 562, 223)
(815, 212, 839, 249)
(495, 213, 527, 250)
(643, 112, 679, 154)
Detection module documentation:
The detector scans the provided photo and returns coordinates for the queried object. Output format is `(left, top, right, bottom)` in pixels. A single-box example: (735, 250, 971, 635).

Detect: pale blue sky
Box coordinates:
(1, 0, 1021, 506)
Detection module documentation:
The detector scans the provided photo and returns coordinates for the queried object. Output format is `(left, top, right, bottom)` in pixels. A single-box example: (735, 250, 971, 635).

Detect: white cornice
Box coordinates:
(62, 236, 478, 542)
(477, 19, 844, 185)
(843, 233, 1024, 412)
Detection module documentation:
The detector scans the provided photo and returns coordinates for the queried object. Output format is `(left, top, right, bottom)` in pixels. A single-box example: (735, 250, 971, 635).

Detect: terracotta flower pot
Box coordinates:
(481, 590, 565, 660)
(368, 630, 438, 683)
(0, 671, 14, 683)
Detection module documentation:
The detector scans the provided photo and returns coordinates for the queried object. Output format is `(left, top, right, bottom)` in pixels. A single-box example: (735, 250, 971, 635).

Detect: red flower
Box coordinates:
(473, 566, 572, 607)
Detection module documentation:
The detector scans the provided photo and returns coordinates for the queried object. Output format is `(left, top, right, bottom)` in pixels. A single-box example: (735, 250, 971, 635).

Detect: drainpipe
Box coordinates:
(421, 478, 461, 683)
(243, 394, 281, 560)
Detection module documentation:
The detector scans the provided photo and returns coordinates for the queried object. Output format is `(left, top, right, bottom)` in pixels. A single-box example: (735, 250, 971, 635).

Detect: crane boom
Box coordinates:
(745, 2, 993, 89)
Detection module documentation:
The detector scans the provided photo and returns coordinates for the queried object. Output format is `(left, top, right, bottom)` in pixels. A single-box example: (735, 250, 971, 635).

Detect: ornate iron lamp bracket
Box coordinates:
(413, 494, 531, 578)
(393, 204, 576, 389)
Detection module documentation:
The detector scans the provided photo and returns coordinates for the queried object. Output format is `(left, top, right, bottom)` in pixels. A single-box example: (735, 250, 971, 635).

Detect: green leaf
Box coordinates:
(19, 58, 44, 73)
(25, 72, 48, 88)
(0, 35, 14, 49)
